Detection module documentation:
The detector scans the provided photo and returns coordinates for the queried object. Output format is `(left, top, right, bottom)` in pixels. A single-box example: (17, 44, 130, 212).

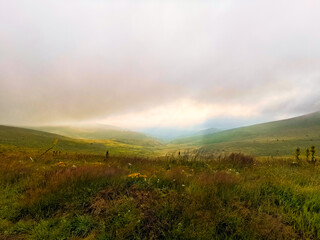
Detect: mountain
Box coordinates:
(0, 125, 161, 156)
(0, 125, 106, 154)
(29, 124, 162, 147)
(140, 127, 220, 140)
(195, 128, 221, 136)
(173, 111, 320, 156)
(3, 111, 320, 157)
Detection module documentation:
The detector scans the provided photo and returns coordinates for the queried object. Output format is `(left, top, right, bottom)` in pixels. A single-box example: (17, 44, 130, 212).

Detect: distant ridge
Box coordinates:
(0, 125, 106, 153)
(29, 124, 162, 147)
(0, 125, 162, 155)
(141, 127, 221, 141)
(173, 111, 320, 156)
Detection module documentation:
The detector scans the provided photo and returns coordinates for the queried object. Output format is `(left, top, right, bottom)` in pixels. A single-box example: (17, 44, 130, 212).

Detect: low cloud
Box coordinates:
(0, 0, 320, 129)
(100, 98, 258, 129)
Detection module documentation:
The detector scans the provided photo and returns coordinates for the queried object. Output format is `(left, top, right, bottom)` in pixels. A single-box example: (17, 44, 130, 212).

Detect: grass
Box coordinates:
(172, 111, 320, 156)
(1, 122, 320, 239)
(1, 148, 320, 239)
(30, 125, 162, 146)
(0, 125, 162, 157)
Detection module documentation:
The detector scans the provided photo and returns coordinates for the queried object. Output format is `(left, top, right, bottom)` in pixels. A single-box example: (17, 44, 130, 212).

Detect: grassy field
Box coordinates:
(29, 125, 162, 147)
(173, 111, 320, 157)
(1, 147, 320, 239)
(1, 118, 320, 239)
(0, 125, 163, 157)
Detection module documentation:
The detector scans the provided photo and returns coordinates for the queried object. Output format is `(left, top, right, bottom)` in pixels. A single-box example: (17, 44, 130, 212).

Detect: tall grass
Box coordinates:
(2, 152, 320, 239)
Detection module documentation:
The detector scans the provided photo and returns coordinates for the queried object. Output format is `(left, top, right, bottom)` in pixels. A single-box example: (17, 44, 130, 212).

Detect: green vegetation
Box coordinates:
(1, 113, 320, 239)
(30, 125, 162, 147)
(0, 146, 320, 239)
(173, 111, 320, 156)
(295, 147, 301, 162)
(308, 146, 317, 164)
(306, 148, 310, 162)
(0, 125, 162, 157)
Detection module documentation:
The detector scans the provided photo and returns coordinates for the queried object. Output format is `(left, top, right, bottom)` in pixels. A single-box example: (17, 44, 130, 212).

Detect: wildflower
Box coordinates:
(56, 162, 66, 167)
(182, 184, 185, 187)
(128, 173, 147, 178)
(173, 179, 176, 182)
(128, 173, 139, 178)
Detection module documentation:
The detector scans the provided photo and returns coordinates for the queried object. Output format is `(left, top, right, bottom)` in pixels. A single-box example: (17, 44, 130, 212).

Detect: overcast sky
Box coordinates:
(1, 0, 320, 131)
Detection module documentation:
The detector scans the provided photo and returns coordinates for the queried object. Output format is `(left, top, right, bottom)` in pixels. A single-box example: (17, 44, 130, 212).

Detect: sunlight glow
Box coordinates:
(100, 99, 258, 129)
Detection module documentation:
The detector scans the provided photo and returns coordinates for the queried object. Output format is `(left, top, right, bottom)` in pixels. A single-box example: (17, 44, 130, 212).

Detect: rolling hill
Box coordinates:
(0, 125, 161, 156)
(2, 111, 320, 157)
(29, 124, 162, 147)
(172, 111, 320, 156)
(140, 127, 220, 140)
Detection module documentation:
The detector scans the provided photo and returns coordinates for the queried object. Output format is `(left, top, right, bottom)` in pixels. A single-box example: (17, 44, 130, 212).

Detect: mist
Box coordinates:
(1, 0, 320, 131)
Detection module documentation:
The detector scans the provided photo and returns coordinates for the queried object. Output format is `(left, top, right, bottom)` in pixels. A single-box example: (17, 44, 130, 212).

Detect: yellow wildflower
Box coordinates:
(128, 173, 147, 178)
(56, 161, 66, 167)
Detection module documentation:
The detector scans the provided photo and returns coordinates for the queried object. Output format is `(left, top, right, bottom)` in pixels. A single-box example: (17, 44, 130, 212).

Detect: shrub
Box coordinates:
(295, 147, 301, 162)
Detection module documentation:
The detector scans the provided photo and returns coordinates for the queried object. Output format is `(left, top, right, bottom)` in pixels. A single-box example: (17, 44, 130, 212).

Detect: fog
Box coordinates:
(1, 0, 320, 131)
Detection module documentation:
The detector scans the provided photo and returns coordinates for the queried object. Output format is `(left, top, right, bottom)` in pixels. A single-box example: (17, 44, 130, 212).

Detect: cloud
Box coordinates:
(0, 0, 320, 128)
(100, 98, 258, 129)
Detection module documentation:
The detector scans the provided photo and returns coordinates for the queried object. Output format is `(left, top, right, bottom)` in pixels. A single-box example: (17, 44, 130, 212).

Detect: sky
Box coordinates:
(1, 0, 320, 134)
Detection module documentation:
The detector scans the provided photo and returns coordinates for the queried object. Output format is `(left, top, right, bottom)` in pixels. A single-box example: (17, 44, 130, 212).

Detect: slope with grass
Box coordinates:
(0, 125, 161, 156)
(2, 151, 320, 239)
(30, 124, 162, 147)
(3, 114, 320, 239)
(173, 111, 320, 156)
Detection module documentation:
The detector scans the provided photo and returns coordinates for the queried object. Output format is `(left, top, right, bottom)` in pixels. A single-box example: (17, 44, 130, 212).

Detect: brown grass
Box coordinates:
(23, 166, 126, 206)
(222, 153, 255, 167)
(198, 171, 240, 186)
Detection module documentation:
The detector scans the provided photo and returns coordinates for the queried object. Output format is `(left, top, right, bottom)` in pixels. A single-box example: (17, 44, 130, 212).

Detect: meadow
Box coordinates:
(1, 120, 320, 239)
(1, 147, 320, 239)
(173, 112, 320, 157)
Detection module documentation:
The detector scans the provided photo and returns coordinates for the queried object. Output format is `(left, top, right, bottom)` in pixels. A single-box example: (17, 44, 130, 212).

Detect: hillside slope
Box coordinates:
(31, 125, 162, 147)
(173, 111, 320, 156)
(141, 127, 220, 141)
(0, 125, 159, 156)
(0, 125, 104, 153)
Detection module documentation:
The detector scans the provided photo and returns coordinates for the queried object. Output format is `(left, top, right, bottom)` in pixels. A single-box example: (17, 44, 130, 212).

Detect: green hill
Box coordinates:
(0, 125, 160, 156)
(3, 112, 320, 157)
(30, 125, 162, 147)
(0, 125, 103, 153)
(173, 111, 320, 156)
